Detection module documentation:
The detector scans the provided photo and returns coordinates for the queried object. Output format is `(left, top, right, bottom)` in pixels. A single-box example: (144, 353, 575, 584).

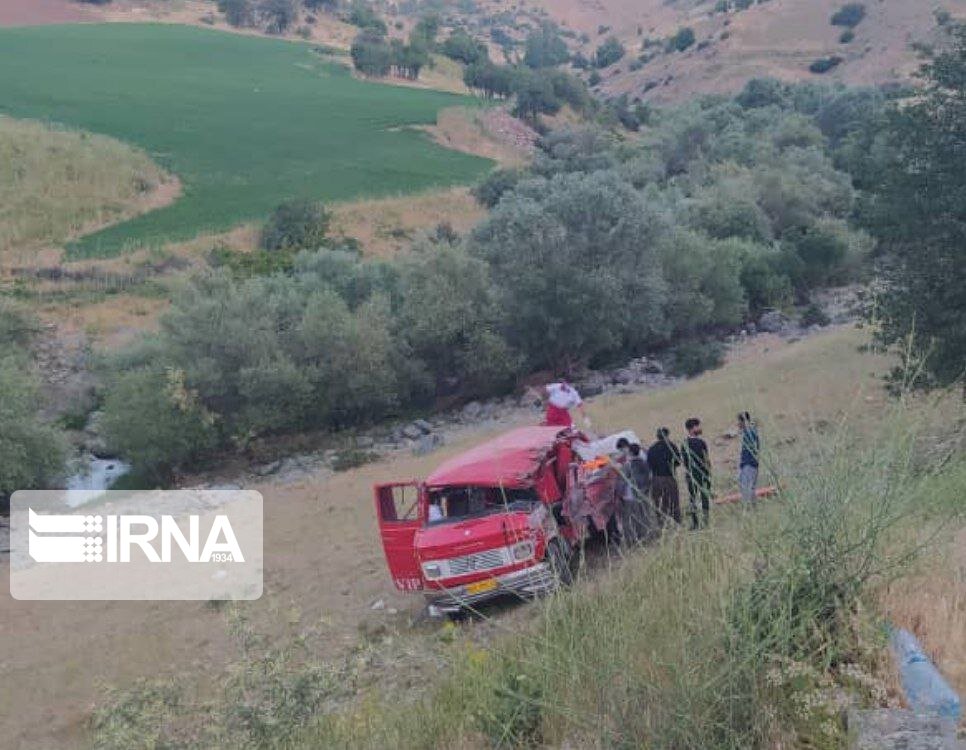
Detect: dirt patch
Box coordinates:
(0, 0, 93, 26)
(420, 106, 535, 168)
(330, 187, 486, 258)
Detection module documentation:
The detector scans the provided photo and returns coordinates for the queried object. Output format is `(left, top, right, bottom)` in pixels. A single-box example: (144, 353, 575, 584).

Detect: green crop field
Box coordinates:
(0, 24, 491, 258)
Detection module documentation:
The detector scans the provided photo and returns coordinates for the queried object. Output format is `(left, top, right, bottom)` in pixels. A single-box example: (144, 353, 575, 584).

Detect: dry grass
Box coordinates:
(99, 0, 357, 50)
(878, 526, 966, 698)
(329, 186, 486, 257)
(0, 116, 173, 259)
(421, 106, 533, 167)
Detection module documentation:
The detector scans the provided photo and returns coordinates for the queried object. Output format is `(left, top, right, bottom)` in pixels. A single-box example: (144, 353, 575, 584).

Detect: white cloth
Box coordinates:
(546, 382, 582, 410)
(428, 504, 443, 522)
(573, 430, 642, 462)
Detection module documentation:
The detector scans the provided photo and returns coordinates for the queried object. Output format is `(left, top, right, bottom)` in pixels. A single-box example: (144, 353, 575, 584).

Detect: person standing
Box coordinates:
(647, 427, 681, 526)
(737, 411, 760, 508)
(543, 381, 590, 429)
(681, 417, 712, 529)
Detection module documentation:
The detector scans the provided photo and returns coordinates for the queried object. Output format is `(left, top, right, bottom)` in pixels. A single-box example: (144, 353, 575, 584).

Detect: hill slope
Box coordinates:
(504, 0, 966, 102)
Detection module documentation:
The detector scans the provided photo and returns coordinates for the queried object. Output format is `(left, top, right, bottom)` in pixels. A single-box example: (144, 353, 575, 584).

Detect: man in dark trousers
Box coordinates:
(647, 427, 681, 526)
(681, 417, 712, 530)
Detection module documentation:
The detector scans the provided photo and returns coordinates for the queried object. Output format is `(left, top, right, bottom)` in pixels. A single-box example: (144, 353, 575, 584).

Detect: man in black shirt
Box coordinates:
(647, 427, 681, 526)
(681, 417, 712, 530)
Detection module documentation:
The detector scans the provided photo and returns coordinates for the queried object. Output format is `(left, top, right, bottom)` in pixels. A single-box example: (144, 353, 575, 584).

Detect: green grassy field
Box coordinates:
(0, 24, 491, 258)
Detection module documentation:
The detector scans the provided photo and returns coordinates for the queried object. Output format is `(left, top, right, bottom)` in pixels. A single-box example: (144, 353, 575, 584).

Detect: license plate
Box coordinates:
(466, 578, 498, 595)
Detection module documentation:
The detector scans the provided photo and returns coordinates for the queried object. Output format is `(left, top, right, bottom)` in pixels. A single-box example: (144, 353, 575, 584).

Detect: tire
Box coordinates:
(547, 538, 574, 588)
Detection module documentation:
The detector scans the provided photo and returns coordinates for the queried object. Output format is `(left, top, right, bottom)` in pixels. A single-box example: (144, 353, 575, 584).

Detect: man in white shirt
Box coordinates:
(544, 381, 591, 429)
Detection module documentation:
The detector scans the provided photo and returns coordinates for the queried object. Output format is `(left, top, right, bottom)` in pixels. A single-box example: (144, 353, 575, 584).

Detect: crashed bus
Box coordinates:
(374, 425, 647, 616)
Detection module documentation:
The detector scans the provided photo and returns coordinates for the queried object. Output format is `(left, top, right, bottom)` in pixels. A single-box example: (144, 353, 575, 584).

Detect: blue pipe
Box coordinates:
(890, 627, 962, 722)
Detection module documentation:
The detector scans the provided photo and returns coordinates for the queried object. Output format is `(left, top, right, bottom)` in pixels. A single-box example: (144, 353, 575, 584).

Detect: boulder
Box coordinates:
(251, 459, 282, 476)
(461, 401, 484, 421)
(848, 708, 964, 750)
(413, 419, 434, 434)
(401, 423, 423, 440)
(758, 310, 788, 333)
(413, 433, 445, 456)
(611, 368, 634, 385)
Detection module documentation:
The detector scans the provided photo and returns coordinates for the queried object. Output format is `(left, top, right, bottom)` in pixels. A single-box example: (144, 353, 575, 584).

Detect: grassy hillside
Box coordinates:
(464, 0, 964, 103)
(68, 326, 965, 748)
(0, 24, 491, 258)
(0, 116, 170, 257)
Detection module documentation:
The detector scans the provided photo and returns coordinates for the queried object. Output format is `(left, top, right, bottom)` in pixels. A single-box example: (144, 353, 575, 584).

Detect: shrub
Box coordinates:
(218, 0, 255, 27)
(830, 3, 866, 28)
(523, 22, 570, 68)
(472, 168, 523, 208)
(258, 0, 298, 34)
(440, 30, 487, 64)
(0, 354, 67, 497)
(809, 56, 844, 74)
(588, 70, 601, 86)
(666, 27, 696, 53)
(0, 299, 40, 348)
(801, 301, 831, 327)
(594, 36, 625, 68)
(839, 29, 855, 44)
(260, 199, 330, 251)
(668, 339, 725, 377)
(101, 367, 217, 483)
(347, 1, 386, 34)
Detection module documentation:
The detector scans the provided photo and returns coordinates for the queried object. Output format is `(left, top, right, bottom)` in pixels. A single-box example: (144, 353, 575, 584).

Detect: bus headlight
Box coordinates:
(511, 541, 535, 561)
(422, 562, 443, 580)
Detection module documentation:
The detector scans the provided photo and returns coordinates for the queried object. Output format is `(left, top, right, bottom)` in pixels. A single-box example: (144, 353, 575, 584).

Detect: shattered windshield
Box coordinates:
(426, 486, 539, 525)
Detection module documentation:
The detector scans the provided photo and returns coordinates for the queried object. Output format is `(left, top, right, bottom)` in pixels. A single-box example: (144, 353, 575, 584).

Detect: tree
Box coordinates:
(830, 3, 866, 28)
(391, 39, 430, 80)
(441, 30, 488, 65)
(258, 0, 298, 34)
(865, 25, 966, 388)
(411, 14, 440, 50)
(667, 27, 696, 53)
(219, 0, 255, 27)
(463, 61, 514, 99)
(511, 68, 561, 122)
(347, 1, 386, 34)
(523, 23, 570, 69)
(470, 171, 668, 369)
(260, 199, 330, 251)
(0, 354, 67, 497)
(595, 36, 626, 68)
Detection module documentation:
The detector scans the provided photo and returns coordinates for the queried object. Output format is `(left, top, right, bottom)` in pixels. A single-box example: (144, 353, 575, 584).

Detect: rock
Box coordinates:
(355, 435, 375, 449)
(758, 310, 788, 333)
(746, 322, 757, 335)
(251, 459, 282, 476)
(461, 401, 483, 421)
(848, 708, 964, 749)
(576, 372, 609, 397)
(401, 423, 423, 440)
(413, 419, 433, 434)
(413, 433, 445, 456)
(612, 368, 634, 385)
(479, 401, 498, 420)
(642, 359, 664, 374)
